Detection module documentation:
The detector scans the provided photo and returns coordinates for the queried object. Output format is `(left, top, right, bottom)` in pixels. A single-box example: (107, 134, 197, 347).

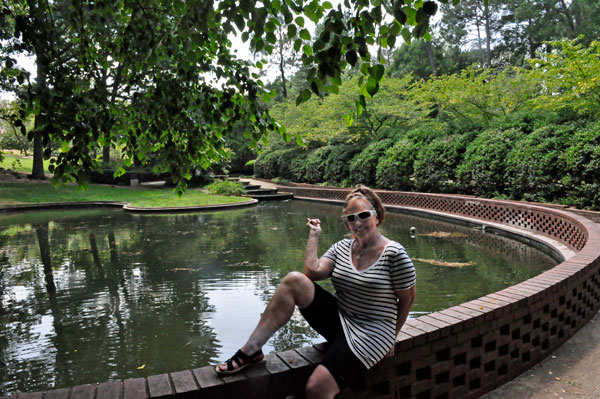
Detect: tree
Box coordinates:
(438, 0, 503, 67)
(528, 38, 600, 118)
(254, 14, 300, 99)
(1, 0, 446, 191)
(497, 0, 600, 66)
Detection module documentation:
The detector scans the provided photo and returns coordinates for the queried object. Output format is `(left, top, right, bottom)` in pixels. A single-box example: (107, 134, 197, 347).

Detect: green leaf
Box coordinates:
(296, 136, 305, 146)
(287, 24, 297, 39)
(265, 21, 276, 32)
(346, 49, 358, 66)
(366, 76, 379, 97)
(302, 88, 312, 101)
(402, 27, 412, 44)
(415, 8, 428, 23)
(300, 29, 311, 40)
(388, 34, 396, 48)
(360, 62, 370, 75)
(369, 64, 385, 82)
(422, 1, 438, 16)
(295, 16, 305, 27)
(344, 112, 354, 127)
(310, 81, 320, 95)
(294, 39, 302, 52)
(323, 1, 333, 9)
(355, 99, 364, 115)
(303, 45, 313, 56)
(413, 22, 428, 38)
(405, 7, 417, 25)
(296, 89, 312, 105)
(61, 140, 69, 153)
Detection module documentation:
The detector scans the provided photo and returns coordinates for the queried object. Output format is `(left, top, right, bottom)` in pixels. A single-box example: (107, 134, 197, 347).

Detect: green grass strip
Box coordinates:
(0, 153, 51, 173)
(0, 182, 252, 208)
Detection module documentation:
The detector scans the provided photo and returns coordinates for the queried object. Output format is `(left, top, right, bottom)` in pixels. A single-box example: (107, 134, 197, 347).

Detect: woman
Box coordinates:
(216, 185, 416, 399)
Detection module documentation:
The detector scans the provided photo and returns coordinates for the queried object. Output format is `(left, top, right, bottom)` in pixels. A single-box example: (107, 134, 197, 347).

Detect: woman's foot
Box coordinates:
(215, 349, 265, 376)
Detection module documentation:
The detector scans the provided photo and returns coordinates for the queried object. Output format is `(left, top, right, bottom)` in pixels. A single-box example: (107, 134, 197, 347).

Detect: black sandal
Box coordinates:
(215, 349, 265, 376)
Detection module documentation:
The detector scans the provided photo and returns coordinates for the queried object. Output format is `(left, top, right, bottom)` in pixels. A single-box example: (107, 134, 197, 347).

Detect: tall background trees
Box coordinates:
(0, 0, 442, 190)
(253, 0, 600, 210)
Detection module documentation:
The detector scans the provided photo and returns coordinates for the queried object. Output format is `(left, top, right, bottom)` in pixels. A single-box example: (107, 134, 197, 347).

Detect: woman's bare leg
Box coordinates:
(217, 271, 315, 371)
(305, 365, 340, 399)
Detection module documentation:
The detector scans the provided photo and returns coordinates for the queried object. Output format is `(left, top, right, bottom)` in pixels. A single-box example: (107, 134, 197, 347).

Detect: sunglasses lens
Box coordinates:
(358, 211, 373, 220)
(346, 215, 356, 222)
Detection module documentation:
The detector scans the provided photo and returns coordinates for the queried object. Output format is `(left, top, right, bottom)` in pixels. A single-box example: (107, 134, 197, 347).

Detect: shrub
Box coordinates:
(206, 180, 246, 196)
(349, 139, 395, 186)
(323, 144, 361, 184)
(277, 148, 306, 181)
(456, 127, 524, 197)
(505, 122, 575, 202)
(304, 146, 333, 183)
(414, 132, 475, 193)
(375, 139, 417, 191)
(561, 120, 600, 209)
(254, 149, 282, 179)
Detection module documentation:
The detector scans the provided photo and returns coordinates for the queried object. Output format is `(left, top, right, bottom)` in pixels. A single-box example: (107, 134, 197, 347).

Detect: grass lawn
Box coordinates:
(0, 181, 252, 208)
(0, 152, 51, 173)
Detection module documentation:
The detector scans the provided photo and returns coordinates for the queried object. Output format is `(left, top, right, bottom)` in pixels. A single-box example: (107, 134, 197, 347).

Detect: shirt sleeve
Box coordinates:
(390, 246, 416, 290)
(322, 241, 340, 263)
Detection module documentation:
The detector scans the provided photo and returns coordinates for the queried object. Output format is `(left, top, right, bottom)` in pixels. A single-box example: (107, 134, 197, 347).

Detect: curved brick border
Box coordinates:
(2, 188, 599, 399)
(0, 198, 258, 214)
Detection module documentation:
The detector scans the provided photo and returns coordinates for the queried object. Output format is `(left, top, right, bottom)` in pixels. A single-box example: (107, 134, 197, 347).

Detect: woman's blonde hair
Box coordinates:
(343, 185, 386, 225)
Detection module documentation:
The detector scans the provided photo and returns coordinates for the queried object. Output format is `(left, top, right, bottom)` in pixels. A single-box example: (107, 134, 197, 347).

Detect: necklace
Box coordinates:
(354, 235, 382, 260)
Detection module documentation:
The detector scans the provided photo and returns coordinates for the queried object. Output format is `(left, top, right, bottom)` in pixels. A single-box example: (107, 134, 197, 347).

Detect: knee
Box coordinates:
(305, 378, 322, 399)
(282, 271, 308, 288)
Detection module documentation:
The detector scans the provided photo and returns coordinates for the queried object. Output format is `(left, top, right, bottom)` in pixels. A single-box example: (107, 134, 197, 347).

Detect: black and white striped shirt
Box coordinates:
(323, 239, 416, 368)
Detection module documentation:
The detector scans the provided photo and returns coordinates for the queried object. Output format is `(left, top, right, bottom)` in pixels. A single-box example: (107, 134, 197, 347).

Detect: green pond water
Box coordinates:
(0, 200, 557, 395)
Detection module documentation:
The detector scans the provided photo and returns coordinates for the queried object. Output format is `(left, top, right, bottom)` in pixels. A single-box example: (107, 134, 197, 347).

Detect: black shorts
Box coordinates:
(299, 281, 368, 389)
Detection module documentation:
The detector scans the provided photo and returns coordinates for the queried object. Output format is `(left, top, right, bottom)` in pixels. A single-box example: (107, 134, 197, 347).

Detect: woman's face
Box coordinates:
(343, 197, 379, 237)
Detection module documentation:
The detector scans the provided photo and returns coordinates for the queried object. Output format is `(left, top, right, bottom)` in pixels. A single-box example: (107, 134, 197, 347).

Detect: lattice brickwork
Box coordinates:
(287, 188, 588, 251)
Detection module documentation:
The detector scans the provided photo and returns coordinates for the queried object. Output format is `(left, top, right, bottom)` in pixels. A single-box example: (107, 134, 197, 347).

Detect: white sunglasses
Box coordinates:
(343, 209, 377, 223)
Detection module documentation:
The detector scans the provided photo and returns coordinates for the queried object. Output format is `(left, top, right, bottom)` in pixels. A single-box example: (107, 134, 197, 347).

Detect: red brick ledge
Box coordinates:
(2, 187, 599, 399)
(0, 199, 258, 214)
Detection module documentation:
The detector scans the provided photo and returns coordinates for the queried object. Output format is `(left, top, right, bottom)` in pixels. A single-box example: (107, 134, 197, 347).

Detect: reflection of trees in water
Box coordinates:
(0, 210, 223, 394)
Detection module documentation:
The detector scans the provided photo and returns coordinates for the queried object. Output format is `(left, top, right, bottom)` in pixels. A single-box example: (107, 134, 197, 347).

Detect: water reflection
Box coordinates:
(0, 201, 557, 395)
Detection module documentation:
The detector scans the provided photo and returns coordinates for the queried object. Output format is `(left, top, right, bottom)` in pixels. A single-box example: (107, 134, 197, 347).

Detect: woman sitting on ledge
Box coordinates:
(216, 185, 417, 399)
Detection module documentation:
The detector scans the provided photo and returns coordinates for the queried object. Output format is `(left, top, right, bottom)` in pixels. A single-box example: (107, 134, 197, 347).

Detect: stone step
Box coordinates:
(244, 184, 262, 190)
(242, 192, 294, 201)
(245, 188, 277, 195)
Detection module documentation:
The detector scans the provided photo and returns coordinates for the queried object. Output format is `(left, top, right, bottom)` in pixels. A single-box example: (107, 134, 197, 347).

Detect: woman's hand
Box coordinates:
(384, 344, 396, 359)
(306, 218, 322, 235)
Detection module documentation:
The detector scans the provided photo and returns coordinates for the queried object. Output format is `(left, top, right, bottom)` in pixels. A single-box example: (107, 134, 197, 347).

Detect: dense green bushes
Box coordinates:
(349, 139, 395, 186)
(254, 115, 600, 210)
(252, 40, 600, 210)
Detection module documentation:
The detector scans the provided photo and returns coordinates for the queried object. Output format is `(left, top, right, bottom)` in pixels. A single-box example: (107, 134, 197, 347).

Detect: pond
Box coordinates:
(0, 200, 558, 395)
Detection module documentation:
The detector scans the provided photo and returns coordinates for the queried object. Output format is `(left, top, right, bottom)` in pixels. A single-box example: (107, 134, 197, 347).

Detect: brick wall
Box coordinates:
(4, 188, 599, 399)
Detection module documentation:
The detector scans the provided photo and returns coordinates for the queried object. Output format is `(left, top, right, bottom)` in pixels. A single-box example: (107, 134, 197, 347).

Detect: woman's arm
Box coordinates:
(386, 285, 416, 358)
(304, 218, 335, 281)
(395, 285, 416, 336)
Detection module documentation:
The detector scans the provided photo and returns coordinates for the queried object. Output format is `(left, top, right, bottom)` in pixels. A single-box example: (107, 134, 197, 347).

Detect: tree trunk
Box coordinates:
(424, 41, 437, 76)
(31, 126, 45, 179)
(35, 223, 56, 293)
(102, 146, 111, 165)
(484, 1, 492, 67)
(30, 55, 47, 179)
(279, 57, 288, 99)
